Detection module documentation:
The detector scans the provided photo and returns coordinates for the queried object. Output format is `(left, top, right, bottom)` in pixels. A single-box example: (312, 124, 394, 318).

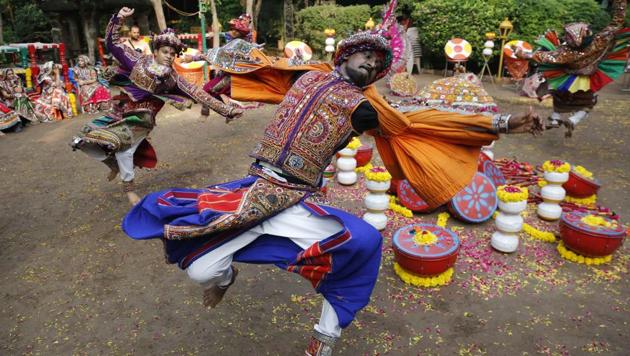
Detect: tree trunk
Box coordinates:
(0, 12, 4, 44)
(246, 0, 254, 15)
(209, 0, 220, 48)
(150, 0, 167, 31)
(79, 6, 98, 62)
(283, 0, 294, 43)
(253, 0, 263, 30)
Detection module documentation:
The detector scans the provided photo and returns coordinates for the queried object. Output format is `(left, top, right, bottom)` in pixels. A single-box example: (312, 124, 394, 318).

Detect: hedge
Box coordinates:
(412, 0, 612, 68)
(295, 5, 372, 56)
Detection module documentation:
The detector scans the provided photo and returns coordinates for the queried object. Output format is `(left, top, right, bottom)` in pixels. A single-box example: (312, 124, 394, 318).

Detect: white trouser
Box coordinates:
(186, 204, 344, 338)
(81, 138, 144, 182)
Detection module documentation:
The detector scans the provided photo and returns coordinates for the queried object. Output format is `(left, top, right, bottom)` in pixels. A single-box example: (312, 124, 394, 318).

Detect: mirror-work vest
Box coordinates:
(250, 71, 365, 187)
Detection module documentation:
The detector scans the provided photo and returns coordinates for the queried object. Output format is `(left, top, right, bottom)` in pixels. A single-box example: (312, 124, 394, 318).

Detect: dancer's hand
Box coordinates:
(509, 106, 544, 136)
(225, 107, 244, 123)
(118, 7, 134, 19)
(181, 54, 193, 63)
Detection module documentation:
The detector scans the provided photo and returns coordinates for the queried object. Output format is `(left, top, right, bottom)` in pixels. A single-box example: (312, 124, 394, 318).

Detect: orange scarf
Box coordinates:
(228, 61, 497, 208)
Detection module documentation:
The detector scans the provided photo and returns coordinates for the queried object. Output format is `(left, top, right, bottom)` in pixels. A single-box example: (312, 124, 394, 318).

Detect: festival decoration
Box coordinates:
(563, 165, 601, 198)
(537, 160, 570, 221)
(324, 28, 336, 55)
(522, 223, 557, 243)
(491, 185, 528, 252)
(284, 41, 313, 61)
(479, 33, 495, 83)
(448, 172, 498, 223)
(557, 241, 612, 265)
(503, 40, 533, 80)
(389, 195, 413, 218)
(355, 144, 373, 167)
(336, 138, 361, 185)
(478, 157, 506, 188)
(497, 18, 513, 79)
(392, 223, 460, 288)
(559, 211, 625, 258)
(363, 167, 392, 230)
(396, 179, 431, 213)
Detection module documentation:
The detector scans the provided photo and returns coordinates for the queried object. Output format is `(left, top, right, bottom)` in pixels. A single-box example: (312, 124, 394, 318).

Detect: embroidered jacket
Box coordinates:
(250, 70, 366, 186)
(105, 13, 234, 118)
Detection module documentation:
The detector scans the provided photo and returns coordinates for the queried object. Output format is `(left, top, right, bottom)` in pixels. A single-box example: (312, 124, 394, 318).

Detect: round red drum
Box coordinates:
(563, 170, 601, 198)
(478, 151, 492, 169)
(479, 160, 506, 188)
(323, 164, 335, 179)
(449, 172, 498, 223)
(397, 179, 431, 213)
(393, 223, 460, 276)
(560, 212, 625, 257)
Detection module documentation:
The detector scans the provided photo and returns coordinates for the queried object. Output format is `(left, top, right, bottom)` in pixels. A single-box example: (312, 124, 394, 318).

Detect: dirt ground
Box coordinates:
(1, 74, 629, 355)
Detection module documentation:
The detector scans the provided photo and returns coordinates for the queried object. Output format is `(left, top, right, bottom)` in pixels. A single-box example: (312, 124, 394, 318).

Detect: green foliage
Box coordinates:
(295, 4, 372, 54)
(2, 0, 52, 43)
(413, 0, 516, 66)
(411, 0, 613, 68)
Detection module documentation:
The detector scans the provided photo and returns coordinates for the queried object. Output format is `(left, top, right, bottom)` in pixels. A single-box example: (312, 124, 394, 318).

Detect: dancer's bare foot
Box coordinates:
(107, 167, 119, 181)
(126, 191, 140, 206)
(203, 265, 238, 308)
(563, 119, 575, 138)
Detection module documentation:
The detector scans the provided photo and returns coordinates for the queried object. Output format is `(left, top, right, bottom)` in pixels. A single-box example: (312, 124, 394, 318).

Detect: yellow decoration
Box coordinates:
(538, 179, 547, 188)
(394, 263, 454, 288)
(573, 165, 594, 180)
(389, 195, 413, 218)
(522, 222, 556, 243)
(364, 167, 392, 182)
(436, 212, 450, 228)
(496, 185, 528, 203)
(355, 162, 373, 173)
(580, 214, 617, 229)
(542, 160, 570, 173)
(25, 68, 32, 88)
(412, 229, 438, 245)
(564, 194, 597, 206)
(68, 93, 78, 116)
(345, 137, 361, 150)
(557, 241, 612, 265)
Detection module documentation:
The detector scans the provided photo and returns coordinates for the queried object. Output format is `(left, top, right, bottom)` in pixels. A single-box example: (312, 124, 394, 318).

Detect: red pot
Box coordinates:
(563, 170, 601, 198)
(355, 144, 373, 167)
(559, 212, 625, 257)
(392, 223, 460, 276)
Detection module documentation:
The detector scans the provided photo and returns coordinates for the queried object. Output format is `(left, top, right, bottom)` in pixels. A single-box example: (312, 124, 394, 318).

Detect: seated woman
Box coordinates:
(73, 55, 112, 113)
(0, 102, 24, 135)
(34, 62, 74, 122)
(0, 68, 42, 123)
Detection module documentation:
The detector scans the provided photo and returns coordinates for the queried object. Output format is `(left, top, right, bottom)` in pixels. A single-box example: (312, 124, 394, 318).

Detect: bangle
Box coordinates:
(492, 114, 511, 134)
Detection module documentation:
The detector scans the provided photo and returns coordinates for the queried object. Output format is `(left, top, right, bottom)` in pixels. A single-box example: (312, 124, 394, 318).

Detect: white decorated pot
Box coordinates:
(365, 179, 391, 192)
(498, 200, 527, 215)
(543, 171, 569, 184)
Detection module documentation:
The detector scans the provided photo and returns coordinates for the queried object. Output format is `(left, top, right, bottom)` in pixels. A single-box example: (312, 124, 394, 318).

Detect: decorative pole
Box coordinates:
(363, 167, 392, 230)
(324, 28, 335, 62)
(537, 160, 570, 221)
(336, 137, 360, 185)
(479, 32, 495, 83)
(497, 18, 513, 80)
(492, 185, 528, 253)
(199, 0, 209, 81)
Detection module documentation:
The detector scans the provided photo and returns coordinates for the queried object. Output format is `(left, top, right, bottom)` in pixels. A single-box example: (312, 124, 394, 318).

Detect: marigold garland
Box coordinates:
(345, 137, 361, 150)
(573, 165, 594, 180)
(497, 185, 529, 202)
(394, 263, 454, 288)
(542, 160, 570, 173)
(557, 241, 612, 265)
(436, 212, 450, 228)
(388, 195, 413, 218)
(364, 166, 392, 182)
(355, 162, 373, 173)
(580, 214, 618, 229)
(564, 194, 597, 206)
(522, 222, 557, 243)
(411, 228, 438, 245)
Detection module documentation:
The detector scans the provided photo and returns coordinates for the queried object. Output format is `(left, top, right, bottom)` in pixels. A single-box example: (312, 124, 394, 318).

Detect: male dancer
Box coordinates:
(71, 7, 242, 205)
(123, 26, 543, 354)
